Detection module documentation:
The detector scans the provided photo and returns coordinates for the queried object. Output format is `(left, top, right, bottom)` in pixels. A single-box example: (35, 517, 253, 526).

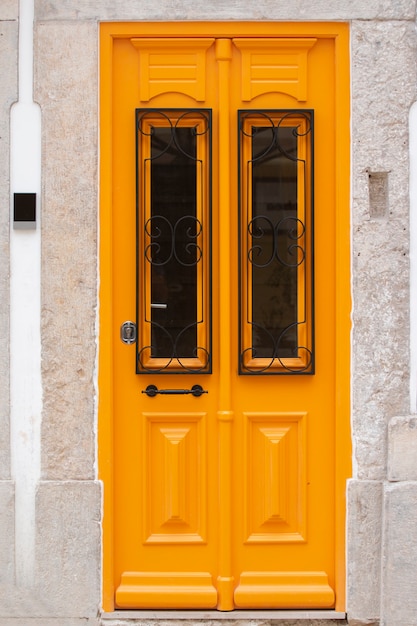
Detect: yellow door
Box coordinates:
(99, 22, 350, 612)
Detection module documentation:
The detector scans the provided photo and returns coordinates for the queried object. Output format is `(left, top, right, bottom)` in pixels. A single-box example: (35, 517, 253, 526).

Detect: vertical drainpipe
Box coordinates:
(10, 0, 42, 587)
(410, 101, 417, 415)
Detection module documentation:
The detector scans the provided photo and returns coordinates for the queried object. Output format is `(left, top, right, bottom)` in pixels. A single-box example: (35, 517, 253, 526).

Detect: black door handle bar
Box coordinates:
(142, 384, 208, 397)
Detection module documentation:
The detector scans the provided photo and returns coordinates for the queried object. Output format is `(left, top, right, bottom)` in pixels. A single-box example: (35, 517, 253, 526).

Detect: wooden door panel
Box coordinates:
(230, 33, 338, 604)
(130, 38, 215, 103)
(233, 38, 317, 102)
(234, 572, 334, 609)
(110, 33, 219, 608)
(243, 412, 307, 544)
(101, 22, 350, 611)
(143, 412, 208, 544)
(116, 572, 218, 609)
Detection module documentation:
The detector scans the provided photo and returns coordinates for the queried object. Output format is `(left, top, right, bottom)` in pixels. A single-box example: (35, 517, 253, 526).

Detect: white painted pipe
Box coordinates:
(10, 0, 42, 587)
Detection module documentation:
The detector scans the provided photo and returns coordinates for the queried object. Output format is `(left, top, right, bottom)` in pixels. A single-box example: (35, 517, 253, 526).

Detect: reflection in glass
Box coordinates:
(251, 126, 299, 358)
(136, 109, 211, 373)
(239, 110, 313, 373)
(149, 127, 198, 358)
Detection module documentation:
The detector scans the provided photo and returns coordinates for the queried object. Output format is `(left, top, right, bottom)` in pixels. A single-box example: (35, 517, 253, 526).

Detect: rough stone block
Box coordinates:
(382, 482, 417, 626)
(0, 481, 15, 586)
(346, 480, 382, 622)
(34, 20, 98, 480)
(0, 482, 99, 618)
(34, 0, 416, 21)
(34, 480, 101, 617)
(350, 20, 417, 480)
(388, 415, 417, 481)
(0, 0, 18, 20)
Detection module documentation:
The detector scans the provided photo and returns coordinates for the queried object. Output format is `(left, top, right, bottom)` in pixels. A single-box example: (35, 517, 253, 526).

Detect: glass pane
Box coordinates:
(239, 110, 313, 374)
(136, 110, 211, 373)
(150, 127, 198, 358)
(251, 127, 298, 358)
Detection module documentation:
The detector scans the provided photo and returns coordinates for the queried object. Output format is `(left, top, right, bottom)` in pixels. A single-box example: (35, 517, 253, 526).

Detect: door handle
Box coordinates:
(142, 384, 207, 397)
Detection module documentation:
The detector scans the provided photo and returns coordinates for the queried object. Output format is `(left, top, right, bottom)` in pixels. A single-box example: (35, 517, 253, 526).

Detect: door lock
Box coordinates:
(120, 321, 136, 344)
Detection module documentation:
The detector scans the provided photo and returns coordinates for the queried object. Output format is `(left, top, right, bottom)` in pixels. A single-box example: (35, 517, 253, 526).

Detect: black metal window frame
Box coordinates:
(135, 108, 213, 374)
(238, 109, 315, 375)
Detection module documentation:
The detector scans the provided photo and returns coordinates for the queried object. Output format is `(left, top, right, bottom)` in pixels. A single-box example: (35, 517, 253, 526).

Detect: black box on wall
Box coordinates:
(13, 193, 36, 229)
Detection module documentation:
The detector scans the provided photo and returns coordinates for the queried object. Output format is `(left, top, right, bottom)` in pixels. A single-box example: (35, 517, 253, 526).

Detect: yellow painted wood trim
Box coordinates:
(333, 23, 351, 612)
(215, 38, 235, 612)
(99, 24, 116, 613)
(101, 21, 349, 39)
(234, 571, 335, 609)
(116, 572, 218, 609)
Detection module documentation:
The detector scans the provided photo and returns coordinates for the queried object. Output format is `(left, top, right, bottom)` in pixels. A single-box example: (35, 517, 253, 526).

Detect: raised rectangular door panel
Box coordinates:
(244, 412, 307, 543)
(130, 38, 215, 102)
(116, 572, 217, 609)
(100, 22, 350, 612)
(143, 412, 208, 544)
(233, 38, 317, 102)
(234, 572, 335, 609)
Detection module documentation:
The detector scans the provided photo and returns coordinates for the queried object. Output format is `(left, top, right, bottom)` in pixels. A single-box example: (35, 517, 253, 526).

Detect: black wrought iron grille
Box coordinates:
(238, 110, 314, 374)
(136, 109, 212, 374)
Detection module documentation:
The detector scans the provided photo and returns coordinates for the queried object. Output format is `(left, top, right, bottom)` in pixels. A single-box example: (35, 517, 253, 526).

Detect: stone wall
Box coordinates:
(348, 15, 417, 625)
(0, 0, 416, 624)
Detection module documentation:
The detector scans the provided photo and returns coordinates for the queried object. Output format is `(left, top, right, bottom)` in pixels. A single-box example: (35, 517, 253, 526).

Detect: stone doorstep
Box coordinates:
(100, 609, 348, 624)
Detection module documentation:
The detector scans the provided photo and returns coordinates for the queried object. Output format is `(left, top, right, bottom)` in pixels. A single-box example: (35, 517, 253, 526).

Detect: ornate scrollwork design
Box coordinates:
(137, 109, 210, 160)
(144, 215, 203, 267)
(136, 108, 212, 374)
(239, 109, 313, 374)
(137, 321, 210, 373)
(240, 321, 313, 374)
(248, 215, 305, 268)
(240, 110, 312, 161)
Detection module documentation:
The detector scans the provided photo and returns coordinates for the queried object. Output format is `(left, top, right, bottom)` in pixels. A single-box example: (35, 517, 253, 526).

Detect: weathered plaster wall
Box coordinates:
(1, 0, 416, 624)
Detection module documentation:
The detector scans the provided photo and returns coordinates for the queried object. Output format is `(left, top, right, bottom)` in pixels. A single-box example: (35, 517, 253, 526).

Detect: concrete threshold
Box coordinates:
(101, 610, 347, 620)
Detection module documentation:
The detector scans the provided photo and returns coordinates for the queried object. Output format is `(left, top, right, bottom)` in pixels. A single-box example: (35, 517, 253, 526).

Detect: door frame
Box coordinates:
(98, 21, 351, 613)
